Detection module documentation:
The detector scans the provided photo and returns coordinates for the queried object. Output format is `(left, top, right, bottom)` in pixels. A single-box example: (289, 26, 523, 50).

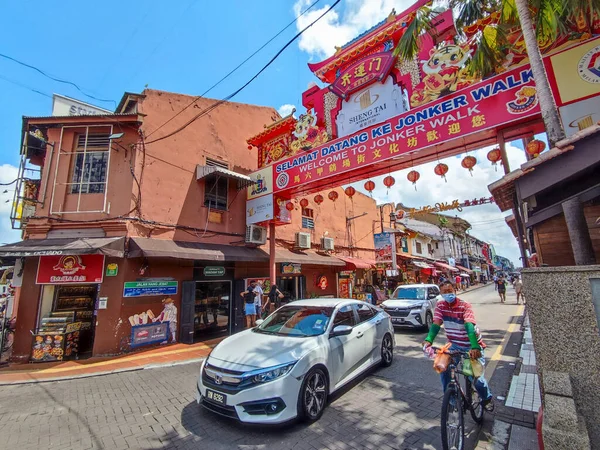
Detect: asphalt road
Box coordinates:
(0, 283, 523, 450)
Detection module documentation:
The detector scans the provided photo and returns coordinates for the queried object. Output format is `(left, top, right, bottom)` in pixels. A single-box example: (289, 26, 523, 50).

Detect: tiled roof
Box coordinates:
(488, 123, 600, 212)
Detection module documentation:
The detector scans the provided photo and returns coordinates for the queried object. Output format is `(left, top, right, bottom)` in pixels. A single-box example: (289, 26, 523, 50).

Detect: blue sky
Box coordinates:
(0, 0, 529, 265)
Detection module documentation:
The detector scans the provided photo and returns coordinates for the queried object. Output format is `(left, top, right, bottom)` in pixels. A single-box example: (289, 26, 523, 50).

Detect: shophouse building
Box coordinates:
(0, 91, 382, 363)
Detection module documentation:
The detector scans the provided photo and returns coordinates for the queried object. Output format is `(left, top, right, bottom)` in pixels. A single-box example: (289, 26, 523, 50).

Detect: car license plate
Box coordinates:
(205, 389, 227, 405)
(392, 318, 404, 323)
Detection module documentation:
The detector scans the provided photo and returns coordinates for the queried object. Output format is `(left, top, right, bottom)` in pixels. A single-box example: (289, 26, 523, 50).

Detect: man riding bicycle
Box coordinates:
(423, 280, 494, 412)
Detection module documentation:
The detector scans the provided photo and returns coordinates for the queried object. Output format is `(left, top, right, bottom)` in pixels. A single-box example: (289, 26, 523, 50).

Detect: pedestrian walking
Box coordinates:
(493, 274, 498, 291)
(253, 281, 264, 322)
(455, 274, 462, 292)
(497, 276, 507, 303)
(514, 277, 524, 304)
(265, 284, 284, 318)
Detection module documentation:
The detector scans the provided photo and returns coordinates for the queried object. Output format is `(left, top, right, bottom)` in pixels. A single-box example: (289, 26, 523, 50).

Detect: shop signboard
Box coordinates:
(123, 281, 178, 297)
(203, 266, 226, 277)
(36, 254, 105, 285)
(547, 36, 600, 106)
(247, 166, 273, 200)
(270, 65, 540, 194)
(105, 263, 118, 277)
(559, 96, 600, 137)
(246, 194, 274, 225)
(281, 263, 301, 274)
(130, 322, 170, 348)
(374, 233, 397, 269)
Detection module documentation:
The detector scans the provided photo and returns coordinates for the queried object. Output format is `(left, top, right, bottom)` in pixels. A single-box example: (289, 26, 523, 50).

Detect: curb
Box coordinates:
(0, 356, 206, 386)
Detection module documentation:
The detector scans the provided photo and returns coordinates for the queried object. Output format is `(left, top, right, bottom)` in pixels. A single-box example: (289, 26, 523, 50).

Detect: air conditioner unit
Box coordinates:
(245, 225, 267, 245)
(321, 237, 334, 251)
(295, 232, 311, 249)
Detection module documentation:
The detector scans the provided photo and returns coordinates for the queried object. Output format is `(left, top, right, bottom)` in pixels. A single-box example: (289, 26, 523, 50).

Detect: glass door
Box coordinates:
(194, 281, 232, 341)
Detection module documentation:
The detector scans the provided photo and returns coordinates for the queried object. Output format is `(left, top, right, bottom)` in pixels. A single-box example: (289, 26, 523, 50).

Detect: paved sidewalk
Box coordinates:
(505, 316, 541, 413)
(0, 338, 221, 385)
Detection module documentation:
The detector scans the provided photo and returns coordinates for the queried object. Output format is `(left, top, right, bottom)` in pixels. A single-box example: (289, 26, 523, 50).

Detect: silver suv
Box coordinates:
(381, 284, 442, 331)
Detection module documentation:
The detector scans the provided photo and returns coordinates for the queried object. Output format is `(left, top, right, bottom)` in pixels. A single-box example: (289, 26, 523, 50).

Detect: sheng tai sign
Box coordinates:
(272, 65, 539, 193)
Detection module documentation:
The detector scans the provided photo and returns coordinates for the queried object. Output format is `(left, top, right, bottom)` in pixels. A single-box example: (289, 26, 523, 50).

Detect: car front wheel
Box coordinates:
(298, 367, 328, 423)
(380, 333, 394, 367)
(424, 312, 433, 331)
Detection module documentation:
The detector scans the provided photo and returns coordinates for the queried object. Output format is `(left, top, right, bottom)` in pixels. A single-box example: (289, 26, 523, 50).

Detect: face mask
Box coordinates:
(442, 293, 456, 303)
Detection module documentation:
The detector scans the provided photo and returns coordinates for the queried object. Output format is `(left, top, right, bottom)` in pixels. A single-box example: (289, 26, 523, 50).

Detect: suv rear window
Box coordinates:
(393, 287, 426, 300)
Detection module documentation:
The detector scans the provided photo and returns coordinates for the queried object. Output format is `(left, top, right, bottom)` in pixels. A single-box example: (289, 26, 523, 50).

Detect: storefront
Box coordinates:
(336, 256, 383, 303)
(31, 254, 104, 362)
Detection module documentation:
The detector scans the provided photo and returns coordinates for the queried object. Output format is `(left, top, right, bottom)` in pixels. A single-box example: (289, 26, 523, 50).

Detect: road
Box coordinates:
(0, 284, 523, 450)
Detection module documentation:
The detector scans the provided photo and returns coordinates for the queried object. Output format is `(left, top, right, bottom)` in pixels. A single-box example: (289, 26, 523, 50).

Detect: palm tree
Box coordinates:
(397, 0, 600, 146)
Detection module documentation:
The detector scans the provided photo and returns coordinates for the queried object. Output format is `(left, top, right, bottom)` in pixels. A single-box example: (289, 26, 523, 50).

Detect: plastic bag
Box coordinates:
(470, 358, 484, 378)
(433, 343, 452, 374)
(463, 358, 473, 377)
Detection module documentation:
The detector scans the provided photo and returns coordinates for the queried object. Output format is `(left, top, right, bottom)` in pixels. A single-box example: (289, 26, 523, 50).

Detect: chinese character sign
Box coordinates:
(36, 254, 105, 284)
(270, 66, 539, 194)
(330, 52, 397, 99)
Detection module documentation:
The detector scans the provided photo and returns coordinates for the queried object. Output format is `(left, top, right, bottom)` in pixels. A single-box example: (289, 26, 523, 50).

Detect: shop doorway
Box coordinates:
(193, 280, 232, 341)
(276, 276, 306, 302)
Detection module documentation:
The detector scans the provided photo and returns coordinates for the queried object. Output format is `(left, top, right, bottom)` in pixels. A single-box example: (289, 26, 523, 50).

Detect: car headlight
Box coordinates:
(410, 303, 425, 310)
(246, 362, 297, 384)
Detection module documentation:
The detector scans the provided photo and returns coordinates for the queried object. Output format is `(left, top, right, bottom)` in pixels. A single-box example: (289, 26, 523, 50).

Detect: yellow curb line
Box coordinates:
(486, 305, 525, 378)
(26, 344, 212, 375)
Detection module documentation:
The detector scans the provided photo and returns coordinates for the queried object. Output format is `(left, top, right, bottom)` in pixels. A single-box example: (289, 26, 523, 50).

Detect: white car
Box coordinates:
(196, 299, 395, 424)
(381, 284, 443, 330)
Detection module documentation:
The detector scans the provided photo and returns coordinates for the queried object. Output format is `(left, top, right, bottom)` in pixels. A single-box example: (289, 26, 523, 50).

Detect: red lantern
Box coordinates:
(247, 144, 253, 150)
(300, 198, 309, 208)
(434, 163, 449, 182)
(461, 155, 477, 176)
(328, 191, 339, 202)
(314, 194, 324, 205)
(487, 148, 502, 171)
(285, 202, 294, 211)
(407, 170, 420, 190)
(383, 176, 395, 189)
(364, 180, 375, 196)
(526, 139, 546, 158)
(344, 186, 356, 198)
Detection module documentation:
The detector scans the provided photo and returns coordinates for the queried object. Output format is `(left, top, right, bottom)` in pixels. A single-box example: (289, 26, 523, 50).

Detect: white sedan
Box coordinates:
(196, 299, 395, 424)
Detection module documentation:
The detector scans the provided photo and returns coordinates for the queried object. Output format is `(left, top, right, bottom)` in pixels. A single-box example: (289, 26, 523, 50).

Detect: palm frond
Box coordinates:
(467, 24, 510, 77)
(395, 7, 436, 61)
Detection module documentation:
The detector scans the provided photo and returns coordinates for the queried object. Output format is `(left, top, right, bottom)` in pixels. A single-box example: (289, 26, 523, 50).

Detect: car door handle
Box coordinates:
(356, 332, 364, 339)
(376, 319, 382, 325)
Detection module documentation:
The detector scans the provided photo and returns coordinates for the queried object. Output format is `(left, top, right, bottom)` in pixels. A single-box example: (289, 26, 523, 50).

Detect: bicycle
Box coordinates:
(429, 346, 485, 450)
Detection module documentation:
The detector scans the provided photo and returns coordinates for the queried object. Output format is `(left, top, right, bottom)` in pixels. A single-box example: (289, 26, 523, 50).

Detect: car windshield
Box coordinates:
(393, 287, 426, 300)
(255, 305, 334, 337)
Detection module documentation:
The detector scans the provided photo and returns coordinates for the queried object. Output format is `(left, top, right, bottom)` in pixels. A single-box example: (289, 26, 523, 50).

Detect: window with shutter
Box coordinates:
(203, 158, 229, 211)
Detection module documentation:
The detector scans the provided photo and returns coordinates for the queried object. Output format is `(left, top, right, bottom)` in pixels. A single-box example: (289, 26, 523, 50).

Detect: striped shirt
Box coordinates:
(433, 298, 485, 349)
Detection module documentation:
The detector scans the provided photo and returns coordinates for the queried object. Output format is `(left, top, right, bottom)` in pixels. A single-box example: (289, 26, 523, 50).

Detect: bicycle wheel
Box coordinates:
(466, 378, 484, 424)
(1, 330, 14, 352)
(441, 386, 464, 450)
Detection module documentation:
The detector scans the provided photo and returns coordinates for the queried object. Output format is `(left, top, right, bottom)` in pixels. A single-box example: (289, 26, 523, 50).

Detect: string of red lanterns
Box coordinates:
(328, 191, 339, 202)
(526, 139, 546, 158)
(344, 186, 356, 198)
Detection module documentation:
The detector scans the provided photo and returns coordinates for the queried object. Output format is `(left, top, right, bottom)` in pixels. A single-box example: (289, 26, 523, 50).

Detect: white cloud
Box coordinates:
(278, 104, 296, 117)
(0, 164, 22, 246)
(351, 143, 529, 267)
(294, 0, 414, 58)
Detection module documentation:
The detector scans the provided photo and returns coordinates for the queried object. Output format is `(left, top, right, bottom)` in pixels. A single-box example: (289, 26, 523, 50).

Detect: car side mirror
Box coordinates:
(255, 319, 264, 326)
(330, 325, 352, 338)
(428, 293, 437, 299)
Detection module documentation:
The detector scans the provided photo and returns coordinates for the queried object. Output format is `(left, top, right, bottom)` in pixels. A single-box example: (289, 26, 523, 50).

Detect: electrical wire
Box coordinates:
(0, 74, 53, 99)
(144, 0, 341, 145)
(145, 0, 323, 138)
(0, 179, 18, 186)
(0, 53, 115, 106)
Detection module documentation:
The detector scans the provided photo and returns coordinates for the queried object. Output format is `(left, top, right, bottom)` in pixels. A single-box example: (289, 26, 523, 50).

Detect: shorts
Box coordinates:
(244, 303, 256, 316)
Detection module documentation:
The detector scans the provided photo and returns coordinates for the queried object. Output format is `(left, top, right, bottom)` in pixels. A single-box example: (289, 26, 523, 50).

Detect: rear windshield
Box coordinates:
(393, 287, 426, 300)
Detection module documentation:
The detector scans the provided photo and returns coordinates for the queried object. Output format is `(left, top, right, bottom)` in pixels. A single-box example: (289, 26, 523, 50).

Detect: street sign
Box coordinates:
(203, 266, 226, 277)
(123, 281, 178, 297)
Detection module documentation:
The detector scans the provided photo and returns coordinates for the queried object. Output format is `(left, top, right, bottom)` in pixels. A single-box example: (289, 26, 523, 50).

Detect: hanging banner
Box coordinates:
(36, 254, 105, 284)
(374, 233, 397, 270)
(271, 65, 539, 193)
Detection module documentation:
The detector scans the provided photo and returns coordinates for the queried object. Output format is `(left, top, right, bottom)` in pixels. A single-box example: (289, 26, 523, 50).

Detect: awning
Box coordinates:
(434, 261, 459, 272)
(336, 256, 376, 270)
(413, 260, 434, 269)
(275, 248, 345, 266)
(455, 265, 473, 274)
(196, 165, 255, 190)
(0, 237, 125, 258)
(129, 238, 269, 262)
